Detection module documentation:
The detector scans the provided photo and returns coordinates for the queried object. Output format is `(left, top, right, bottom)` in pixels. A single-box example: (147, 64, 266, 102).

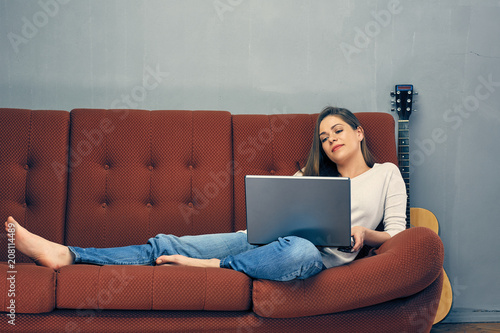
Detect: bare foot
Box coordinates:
(155, 254, 220, 268)
(5, 216, 73, 270)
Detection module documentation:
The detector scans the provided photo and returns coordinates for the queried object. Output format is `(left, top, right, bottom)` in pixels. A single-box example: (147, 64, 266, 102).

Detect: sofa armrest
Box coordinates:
(252, 227, 444, 318)
(0, 263, 56, 314)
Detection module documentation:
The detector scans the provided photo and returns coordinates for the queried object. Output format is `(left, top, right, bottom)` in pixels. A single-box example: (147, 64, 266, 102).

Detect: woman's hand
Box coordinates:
(350, 226, 391, 252)
(350, 226, 366, 252)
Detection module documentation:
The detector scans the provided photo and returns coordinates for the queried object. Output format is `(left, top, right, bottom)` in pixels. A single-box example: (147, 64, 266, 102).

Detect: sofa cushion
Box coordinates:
(65, 109, 234, 249)
(57, 265, 252, 311)
(232, 112, 398, 232)
(355, 112, 398, 166)
(252, 227, 444, 318)
(0, 263, 56, 313)
(232, 113, 316, 231)
(0, 108, 69, 263)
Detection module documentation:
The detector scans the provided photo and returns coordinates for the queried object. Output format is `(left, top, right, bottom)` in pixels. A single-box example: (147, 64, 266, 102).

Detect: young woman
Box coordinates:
(5, 107, 406, 281)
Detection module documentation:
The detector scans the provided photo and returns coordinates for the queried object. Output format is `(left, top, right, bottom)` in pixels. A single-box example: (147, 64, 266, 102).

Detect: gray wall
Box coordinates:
(1, 0, 499, 323)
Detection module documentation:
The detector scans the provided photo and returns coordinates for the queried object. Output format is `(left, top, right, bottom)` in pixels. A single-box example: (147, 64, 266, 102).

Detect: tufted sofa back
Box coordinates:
(64, 109, 234, 248)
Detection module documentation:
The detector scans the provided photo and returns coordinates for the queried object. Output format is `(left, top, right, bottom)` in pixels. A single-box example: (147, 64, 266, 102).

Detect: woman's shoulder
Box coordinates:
(372, 162, 400, 175)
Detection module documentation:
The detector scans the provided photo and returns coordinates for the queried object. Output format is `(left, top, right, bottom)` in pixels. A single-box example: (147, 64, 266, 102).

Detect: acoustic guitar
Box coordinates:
(391, 84, 453, 324)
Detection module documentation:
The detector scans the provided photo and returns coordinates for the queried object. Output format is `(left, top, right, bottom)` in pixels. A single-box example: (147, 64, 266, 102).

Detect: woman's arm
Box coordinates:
(350, 164, 406, 252)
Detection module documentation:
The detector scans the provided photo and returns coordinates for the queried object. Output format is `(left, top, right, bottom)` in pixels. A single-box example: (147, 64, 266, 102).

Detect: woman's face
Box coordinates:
(318, 115, 364, 165)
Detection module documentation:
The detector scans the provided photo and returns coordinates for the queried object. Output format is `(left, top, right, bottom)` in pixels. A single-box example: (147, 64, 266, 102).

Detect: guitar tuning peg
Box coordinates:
(390, 91, 395, 97)
(413, 109, 417, 112)
(391, 108, 395, 112)
(414, 91, 418, 95)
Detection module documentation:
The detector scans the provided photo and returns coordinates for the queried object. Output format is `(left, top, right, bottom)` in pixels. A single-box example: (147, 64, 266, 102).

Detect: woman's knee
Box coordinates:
(280, 236, 322, 262)
(148, 233, 167, 243)
(276, 236, 324, 280)
(147, 234, 176, 251)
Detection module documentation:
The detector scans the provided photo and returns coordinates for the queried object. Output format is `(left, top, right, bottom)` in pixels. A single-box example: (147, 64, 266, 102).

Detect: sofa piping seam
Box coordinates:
(23, 109, 33, 228)
(267, 115, 275, 173)
(190, 111, 194, 230)
(103, 109, 108, 244)
(97, 266, 102, 310)
(203, 268, 207, 310)
(148, 111, 152, 237)
(150, 266, 156, 310)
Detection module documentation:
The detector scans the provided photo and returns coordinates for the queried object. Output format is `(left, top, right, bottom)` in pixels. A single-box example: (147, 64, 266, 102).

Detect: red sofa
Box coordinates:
(0, 108, 444, 332)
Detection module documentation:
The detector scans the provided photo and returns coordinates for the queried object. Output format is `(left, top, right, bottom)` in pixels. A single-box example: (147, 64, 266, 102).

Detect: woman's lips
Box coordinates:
(332, 144, 343, 152)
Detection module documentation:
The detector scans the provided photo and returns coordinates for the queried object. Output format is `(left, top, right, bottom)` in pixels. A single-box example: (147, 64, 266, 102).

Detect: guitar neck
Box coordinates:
(398, 120, 411, 229)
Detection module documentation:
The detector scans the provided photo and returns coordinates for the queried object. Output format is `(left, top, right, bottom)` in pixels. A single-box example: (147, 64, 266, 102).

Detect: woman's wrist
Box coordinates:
(363, 229, 391, 248)
(351, 226, 390, 251)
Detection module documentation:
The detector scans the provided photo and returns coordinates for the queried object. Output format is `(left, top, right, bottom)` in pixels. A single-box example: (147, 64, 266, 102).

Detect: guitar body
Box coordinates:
(410, 207, 453, 324)
(391, 85, 452, 324)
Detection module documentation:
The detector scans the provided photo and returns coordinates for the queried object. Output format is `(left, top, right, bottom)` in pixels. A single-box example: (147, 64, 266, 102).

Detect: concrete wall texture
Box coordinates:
(1, 0, 499, 323)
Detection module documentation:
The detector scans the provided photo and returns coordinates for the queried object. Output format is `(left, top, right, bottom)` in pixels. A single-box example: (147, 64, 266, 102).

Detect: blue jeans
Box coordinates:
(68, 232, 325, 281)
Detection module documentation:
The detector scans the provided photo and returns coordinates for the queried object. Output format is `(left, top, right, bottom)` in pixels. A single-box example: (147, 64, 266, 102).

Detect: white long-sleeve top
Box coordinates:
(307, 162, 407, 268)
(239, 162, 407, 269)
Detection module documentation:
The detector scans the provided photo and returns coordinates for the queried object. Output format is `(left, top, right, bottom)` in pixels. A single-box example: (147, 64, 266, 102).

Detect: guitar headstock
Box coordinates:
(390, 84, 417, 120)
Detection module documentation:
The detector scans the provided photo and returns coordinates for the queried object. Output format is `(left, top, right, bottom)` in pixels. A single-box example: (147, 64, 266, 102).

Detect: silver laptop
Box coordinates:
(245, 175, 351, 247)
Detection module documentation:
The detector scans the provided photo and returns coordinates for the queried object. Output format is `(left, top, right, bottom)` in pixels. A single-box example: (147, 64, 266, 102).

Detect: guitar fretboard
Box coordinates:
(398, 120, 411, 229)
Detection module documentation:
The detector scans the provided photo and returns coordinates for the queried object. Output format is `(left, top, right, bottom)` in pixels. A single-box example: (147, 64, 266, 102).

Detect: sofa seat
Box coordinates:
(0, 278, 443, 333)
(0, 263, 56, 314)
(56, 265, 252, 311)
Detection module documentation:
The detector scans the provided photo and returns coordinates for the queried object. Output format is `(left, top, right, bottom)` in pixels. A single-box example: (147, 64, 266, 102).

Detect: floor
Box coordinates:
(431, 323, 500, 332)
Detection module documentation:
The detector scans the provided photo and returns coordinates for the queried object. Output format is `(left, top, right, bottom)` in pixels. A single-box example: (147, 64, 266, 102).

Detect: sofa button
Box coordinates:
(270, 170, 276, 175)
(188, 165, 193, 170)
(104, 164, 110, 170)
(22, 203, 27, 208)
(24, 164, 29, 170)
(146, 203, 152, 208)
(148, 166, 154, 171)
(101, 203, 107, 208)
(188, 202, 194, 208)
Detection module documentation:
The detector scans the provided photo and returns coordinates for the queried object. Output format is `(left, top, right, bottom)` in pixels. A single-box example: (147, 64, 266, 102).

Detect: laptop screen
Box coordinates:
(245, 175, 351, 247)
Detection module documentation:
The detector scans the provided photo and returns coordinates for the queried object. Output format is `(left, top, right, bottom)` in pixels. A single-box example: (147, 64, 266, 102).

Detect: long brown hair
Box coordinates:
(302, 107, 374, 176)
